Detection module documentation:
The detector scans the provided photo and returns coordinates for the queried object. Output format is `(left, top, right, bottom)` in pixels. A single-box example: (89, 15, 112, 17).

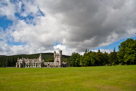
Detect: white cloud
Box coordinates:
(91, 49, 112, 54)
(0, 0, 16, 20)
(19, 0, 39, 17)
(54, 44, 76, 56)
(0, 0, 136, 55)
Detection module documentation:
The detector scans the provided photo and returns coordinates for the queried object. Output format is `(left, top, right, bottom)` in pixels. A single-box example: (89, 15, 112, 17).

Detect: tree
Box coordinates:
(75, 54, 80, 67)
(45, 59, 54, 62)
(90, 52, 96, 66)
(103, 52, 109, 65)
(68, 52, 81, 67)
(95, 50, 104, 66)
(85, 49, 88, 53)
(82, 53, 90, 66)
(109, 48, 118, 65)
(117, 38, 136, 65)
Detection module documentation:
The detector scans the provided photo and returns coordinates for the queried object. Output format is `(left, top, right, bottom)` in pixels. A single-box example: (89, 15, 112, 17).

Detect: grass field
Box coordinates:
(0, 65, 136, 91)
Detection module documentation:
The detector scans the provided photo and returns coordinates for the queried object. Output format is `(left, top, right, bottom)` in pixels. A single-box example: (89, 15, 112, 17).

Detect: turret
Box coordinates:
(39, 54, 42, 62)
(59, 50, 62, 56)
(54, 50, 56, 57)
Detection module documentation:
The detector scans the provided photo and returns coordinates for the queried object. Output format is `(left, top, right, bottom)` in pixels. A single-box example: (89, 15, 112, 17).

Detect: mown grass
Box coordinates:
(0, 65, 136, 91)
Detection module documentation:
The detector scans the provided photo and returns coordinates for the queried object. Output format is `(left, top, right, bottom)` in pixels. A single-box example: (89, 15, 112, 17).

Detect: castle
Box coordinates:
(16, 50, 68, 68)
(16, 54, 44, 68)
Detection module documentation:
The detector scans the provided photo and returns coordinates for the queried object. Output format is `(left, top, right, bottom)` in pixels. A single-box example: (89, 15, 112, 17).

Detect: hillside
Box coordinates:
(0, 53, 70, 67)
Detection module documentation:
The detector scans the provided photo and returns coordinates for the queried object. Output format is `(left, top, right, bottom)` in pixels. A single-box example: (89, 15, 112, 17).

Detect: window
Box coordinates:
(57, 59, 59, 62)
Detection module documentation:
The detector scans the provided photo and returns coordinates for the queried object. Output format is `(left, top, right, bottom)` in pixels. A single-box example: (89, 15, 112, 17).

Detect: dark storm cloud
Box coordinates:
(39, 0, 136, 51)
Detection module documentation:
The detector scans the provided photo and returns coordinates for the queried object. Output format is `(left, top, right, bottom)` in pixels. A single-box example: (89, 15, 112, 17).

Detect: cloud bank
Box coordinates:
(0, 0, 136, 55)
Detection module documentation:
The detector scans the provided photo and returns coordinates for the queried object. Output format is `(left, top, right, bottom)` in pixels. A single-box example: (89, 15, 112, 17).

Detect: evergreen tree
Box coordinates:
(85, 49, 88, 53)
(95, 50, 104, 66)
(103, 52, 109, 65)
(109, 48, 118, 65)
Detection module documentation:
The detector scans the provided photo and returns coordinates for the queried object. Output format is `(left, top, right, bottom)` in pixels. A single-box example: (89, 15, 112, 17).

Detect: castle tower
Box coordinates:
(39, 54, 42, 67)
(54, 50, 56, 58)
(39, 54, 42, 62)
(54, 50, 62, 67)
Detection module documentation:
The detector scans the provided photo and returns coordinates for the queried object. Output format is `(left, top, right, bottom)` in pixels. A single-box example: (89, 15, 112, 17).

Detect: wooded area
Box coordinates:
(68, 38, 136, 66)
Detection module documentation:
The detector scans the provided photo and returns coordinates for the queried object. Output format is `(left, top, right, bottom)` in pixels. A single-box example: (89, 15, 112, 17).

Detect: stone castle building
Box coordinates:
(16, 50, 68, 68)
(16, 54, 44, 68)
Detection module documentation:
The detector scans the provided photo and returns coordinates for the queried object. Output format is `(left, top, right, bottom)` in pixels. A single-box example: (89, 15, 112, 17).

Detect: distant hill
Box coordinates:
(0, 55, 6, 57)
(0, 53, 70, 67)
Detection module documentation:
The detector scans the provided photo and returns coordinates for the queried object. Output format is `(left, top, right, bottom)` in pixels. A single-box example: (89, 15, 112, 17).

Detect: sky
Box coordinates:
(0, 0, 136, 55)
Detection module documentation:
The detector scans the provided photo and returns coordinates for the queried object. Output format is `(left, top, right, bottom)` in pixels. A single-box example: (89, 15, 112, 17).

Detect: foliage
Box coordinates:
(68, 52, 80, 67)
(117, 38, 136, 65)
(44, 59, 54, 62)
(68, 38, 136, 67)
(109, 48, 118, 65)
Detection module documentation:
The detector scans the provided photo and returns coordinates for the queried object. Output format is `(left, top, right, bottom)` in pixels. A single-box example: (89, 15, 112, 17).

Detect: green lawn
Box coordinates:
(0, 65, 136, 91)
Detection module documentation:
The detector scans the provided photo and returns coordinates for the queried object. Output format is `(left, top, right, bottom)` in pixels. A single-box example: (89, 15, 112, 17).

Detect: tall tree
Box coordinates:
(82, 53, 90, 66)
(95, 50, 104, 66)
(85, 49, 88, 53)
(103, 52, 109, 65)
(109, 48, 118, 65)
(90, 52, 96, 66)
(68, 52, 80, 67)
(117, 38, 136, 65)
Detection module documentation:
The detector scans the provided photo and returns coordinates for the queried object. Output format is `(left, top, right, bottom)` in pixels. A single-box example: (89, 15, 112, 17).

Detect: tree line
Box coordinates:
(67, 38, 136, 66)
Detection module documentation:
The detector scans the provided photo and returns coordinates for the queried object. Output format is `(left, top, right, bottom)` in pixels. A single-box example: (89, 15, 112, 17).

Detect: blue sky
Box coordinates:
(0, 0, 136, 55)
(0, 16, 13, 30)
(95, 36, 136, 52)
